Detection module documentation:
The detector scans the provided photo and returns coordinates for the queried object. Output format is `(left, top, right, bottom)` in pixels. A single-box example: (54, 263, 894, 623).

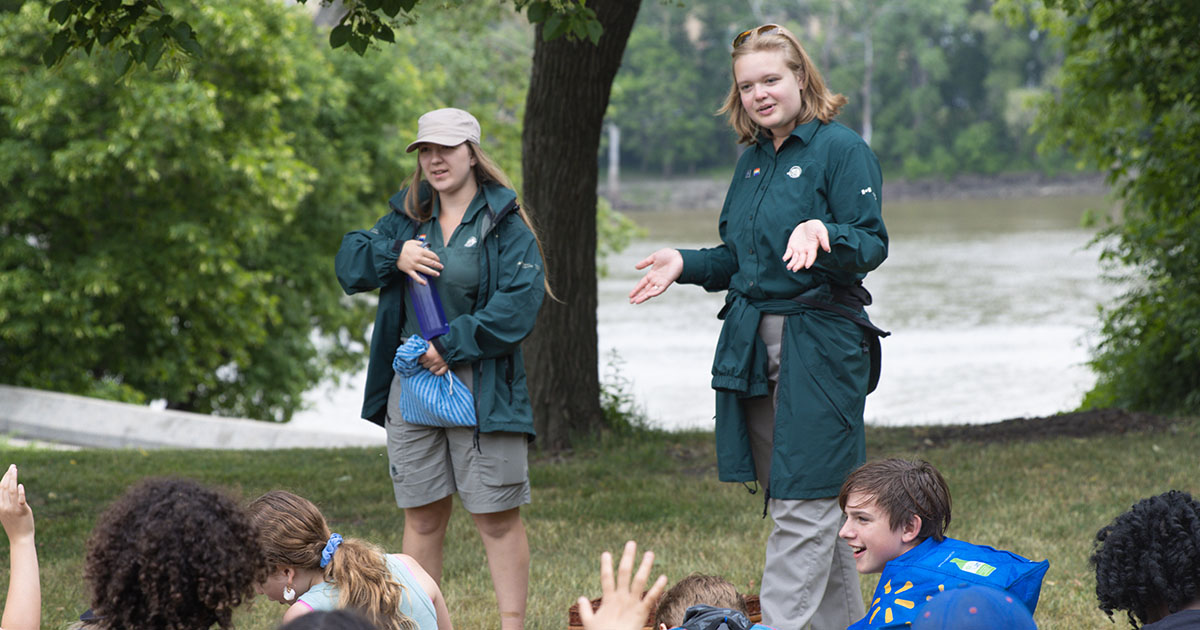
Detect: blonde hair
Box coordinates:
(402, 139, 555, 299)
(247, 491, 416, 630)
(653, 573, 747, 629)
(718, 25, 847, 145)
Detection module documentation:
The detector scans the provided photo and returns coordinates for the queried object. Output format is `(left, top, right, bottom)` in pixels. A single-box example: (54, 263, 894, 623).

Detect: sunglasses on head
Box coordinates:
(733, 23, 783, 48)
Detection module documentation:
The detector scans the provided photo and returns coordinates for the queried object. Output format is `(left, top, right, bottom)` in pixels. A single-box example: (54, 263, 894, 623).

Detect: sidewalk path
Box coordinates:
(0, 385, 385, 450)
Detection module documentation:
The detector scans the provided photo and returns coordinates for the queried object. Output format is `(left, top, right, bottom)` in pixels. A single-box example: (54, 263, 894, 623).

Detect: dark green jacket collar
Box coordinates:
(755, 117, 822, 149)
(386, 181, 517, 234)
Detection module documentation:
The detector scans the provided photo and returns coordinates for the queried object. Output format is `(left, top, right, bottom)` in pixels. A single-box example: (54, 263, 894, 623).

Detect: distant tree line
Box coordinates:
(605, 0, 1076, 180)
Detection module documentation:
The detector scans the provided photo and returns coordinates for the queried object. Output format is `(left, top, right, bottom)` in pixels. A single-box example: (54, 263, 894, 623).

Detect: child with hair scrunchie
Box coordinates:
(247, 491, 451, 630)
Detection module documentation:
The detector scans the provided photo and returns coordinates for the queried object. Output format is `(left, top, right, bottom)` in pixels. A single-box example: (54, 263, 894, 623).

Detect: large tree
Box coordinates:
(1004, 0, 1200, 414)
(521, 0, 639, 449)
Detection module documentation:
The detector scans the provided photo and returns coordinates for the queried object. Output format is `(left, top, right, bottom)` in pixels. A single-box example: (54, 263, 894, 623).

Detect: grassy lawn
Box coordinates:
(2, 415, 1198, 630)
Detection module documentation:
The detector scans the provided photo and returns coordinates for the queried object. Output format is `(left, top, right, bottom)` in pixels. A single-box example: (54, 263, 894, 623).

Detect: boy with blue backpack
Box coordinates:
(837, 458, 1049, 629)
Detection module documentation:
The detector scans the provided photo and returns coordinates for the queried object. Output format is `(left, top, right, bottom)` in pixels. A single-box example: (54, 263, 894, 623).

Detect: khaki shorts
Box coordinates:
(386, 373, 530, 514)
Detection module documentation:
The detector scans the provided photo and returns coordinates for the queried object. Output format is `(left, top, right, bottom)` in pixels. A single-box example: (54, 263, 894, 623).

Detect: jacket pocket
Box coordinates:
(785, 311, 869, 430)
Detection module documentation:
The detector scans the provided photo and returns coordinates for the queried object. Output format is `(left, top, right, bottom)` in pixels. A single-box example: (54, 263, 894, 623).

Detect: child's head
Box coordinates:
(653, 574, 747, 630)
(84, 478, 267, 630)
(1091, 490, 1200, 628)
(837, 458, 952, 574)
(247, 490, 415, 630)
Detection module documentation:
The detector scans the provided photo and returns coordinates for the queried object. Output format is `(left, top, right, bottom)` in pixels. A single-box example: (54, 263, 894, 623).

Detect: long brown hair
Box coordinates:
(247, 491, 416, 630)
(402, 140, 555, 299)
(718, 24, 847, 145)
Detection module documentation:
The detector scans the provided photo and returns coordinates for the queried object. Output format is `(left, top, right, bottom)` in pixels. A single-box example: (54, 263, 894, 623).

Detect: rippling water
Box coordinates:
(294, 194, 1118, 435)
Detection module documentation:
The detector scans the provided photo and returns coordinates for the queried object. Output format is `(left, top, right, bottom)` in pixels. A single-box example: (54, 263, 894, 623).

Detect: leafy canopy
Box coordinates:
(41, 0, 602, 71)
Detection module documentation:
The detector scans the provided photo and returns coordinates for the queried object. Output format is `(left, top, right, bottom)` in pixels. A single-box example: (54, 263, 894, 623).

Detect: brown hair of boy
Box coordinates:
(653, 573, 748, 629)
(838, 458, 952, 541)
(247, 491, 416, 630)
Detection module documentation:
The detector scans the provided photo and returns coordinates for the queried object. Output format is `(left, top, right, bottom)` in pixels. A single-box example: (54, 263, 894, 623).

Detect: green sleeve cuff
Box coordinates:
(677, 248, 706, 285)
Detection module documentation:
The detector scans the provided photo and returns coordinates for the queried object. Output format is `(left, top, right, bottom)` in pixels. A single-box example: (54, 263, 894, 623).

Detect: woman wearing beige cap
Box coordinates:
(336, 107, 550, 630)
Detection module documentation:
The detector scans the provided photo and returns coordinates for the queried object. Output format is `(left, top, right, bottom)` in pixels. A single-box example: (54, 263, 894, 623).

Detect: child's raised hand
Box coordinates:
(0, 465, 34, 543)
(578, 540, 668, 630)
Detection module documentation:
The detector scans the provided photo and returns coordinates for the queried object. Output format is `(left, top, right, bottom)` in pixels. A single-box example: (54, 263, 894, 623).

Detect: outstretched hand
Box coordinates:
(629, 249, 683, 304)
(0, 464, 33, 543)
(783, 220, 830, 272)
(578, 540, 668, 630)
(0, 463, 39, 630)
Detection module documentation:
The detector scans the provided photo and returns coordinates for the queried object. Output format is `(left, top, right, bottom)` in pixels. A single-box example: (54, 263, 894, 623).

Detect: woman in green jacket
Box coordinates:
(629, 24, 887, 630)
(335, 108, 548, 630)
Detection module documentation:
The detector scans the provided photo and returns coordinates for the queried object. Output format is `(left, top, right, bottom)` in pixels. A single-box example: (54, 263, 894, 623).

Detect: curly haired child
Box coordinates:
(1092, 490, 1200, 629)
(247, 490, 450, 630)
(83, 477, 268, 630)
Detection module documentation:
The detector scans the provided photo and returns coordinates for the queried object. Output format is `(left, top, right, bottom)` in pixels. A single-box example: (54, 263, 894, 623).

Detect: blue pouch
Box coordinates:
(391, 335, 477, 428)
(849, 537, 1049, 629)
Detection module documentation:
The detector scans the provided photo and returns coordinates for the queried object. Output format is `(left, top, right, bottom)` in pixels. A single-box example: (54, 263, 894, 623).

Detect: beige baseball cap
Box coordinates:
(405, 108, 481, 152)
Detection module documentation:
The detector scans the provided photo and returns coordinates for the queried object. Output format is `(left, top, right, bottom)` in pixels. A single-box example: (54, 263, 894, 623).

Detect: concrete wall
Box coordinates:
(0, 385, 384, 450)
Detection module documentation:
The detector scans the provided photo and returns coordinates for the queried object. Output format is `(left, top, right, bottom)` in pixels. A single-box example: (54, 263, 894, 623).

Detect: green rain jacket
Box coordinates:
(335, 182, 545, 435)
(677, 119, 888, 500)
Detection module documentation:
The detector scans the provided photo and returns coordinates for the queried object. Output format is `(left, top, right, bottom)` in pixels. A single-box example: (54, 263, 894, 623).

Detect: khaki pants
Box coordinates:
(743, 315, 864, 630)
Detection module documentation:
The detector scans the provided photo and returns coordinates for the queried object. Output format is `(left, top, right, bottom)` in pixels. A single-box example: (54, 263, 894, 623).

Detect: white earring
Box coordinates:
(283, 585, 296, 601)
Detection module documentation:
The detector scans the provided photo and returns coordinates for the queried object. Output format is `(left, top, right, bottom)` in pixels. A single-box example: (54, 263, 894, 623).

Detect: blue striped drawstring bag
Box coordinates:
(391, 335, 477, 428)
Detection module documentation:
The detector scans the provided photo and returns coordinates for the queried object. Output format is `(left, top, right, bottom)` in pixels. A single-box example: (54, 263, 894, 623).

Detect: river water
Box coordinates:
(293, 194, 1117, 435)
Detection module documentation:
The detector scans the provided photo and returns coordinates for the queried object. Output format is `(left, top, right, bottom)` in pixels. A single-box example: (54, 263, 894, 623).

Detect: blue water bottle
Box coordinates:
(407, 235, 450, 340)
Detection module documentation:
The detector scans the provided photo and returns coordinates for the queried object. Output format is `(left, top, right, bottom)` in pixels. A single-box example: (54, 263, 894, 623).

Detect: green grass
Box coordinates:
(3, 416, 1198, 630)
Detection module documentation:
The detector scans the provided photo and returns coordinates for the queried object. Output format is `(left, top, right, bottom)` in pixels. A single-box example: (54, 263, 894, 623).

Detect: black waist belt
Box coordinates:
(790, 281, 890, 393)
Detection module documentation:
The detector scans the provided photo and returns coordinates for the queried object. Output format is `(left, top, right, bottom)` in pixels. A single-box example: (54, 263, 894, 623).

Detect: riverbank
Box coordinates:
(601, 171, 1109, 211)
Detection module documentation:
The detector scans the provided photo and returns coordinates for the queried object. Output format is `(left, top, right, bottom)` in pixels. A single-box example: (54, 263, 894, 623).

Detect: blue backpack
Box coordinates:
(849, 537, 1049, 630)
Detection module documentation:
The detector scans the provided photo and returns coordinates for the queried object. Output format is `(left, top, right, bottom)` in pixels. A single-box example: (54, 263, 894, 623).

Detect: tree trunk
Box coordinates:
(522, 0, 641, 451)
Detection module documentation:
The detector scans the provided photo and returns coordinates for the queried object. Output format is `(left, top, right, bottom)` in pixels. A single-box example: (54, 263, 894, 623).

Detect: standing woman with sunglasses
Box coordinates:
(630, 23, 887, 630)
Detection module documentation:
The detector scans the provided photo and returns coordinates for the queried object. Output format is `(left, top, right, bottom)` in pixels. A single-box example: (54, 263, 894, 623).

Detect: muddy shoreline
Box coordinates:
(602, 171, 1109, 211)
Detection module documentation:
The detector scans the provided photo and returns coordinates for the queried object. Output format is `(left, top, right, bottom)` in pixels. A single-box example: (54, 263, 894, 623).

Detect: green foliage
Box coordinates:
(604, 0, 1077, 179)
(607, 21, 729, 175)
(523, 0, 602, 44)
(597, 349, 650, 437)
(1013, 1, 1200, 415)
(40, 0, 600, 70)
(0, 0, 431, 419)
